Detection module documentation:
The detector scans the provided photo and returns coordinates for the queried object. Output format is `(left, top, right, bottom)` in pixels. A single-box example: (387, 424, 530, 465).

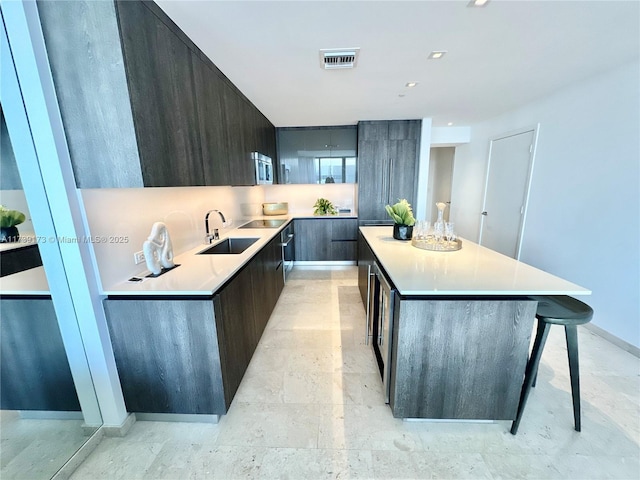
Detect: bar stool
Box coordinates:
(510, 295, 593, 435)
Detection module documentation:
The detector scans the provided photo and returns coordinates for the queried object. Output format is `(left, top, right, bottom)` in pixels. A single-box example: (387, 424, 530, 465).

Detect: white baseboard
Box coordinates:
(584, 323, 640, 358)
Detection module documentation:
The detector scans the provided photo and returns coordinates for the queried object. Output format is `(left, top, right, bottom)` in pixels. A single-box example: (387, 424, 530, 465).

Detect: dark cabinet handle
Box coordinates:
(481, 211, 488, 216)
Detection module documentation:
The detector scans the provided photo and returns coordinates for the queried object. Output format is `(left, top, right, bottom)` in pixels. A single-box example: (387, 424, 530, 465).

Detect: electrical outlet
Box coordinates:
(134, 251, 146, 265)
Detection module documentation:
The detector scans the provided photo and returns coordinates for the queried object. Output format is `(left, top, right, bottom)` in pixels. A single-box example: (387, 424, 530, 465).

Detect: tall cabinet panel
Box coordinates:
(387, 121, 421, 206)
(116, 0, 204, 186)
(357, 120, 421, 221)
(223, 85, 253, 186)
(192, 53, 230, 186)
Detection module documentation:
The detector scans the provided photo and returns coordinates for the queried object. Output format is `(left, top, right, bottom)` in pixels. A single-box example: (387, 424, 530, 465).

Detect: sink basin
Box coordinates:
(197, 237, 259, 255)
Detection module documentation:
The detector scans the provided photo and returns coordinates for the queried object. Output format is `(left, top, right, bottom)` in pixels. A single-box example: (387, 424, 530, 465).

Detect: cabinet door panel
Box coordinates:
(223, 87, 254, 185)
(388, 139, 418, 206)
(294, 219, 331, 261)
(192, 52, 230, 186)
(357, 122, 389, 220)
(330, 219, 358, 261)
(104, 299, 224, 414)
(214, 266, 257, 407)
(116, 1, 204, 186)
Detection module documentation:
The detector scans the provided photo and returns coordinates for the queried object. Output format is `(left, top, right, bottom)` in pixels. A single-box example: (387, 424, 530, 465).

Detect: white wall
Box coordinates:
(80, 186, 265, 288)
(451, 60, 640, 347)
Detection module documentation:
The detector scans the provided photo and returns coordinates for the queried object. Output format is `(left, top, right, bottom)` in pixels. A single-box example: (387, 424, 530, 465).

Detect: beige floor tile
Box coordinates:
(234, 370, 285, 404)
(258, 447, 374, 479)
(69, 438, 163, 480)
(318, 405, 423, 451)
(372, 450, 494, 479)
(215, 402, 329, 448)
(481, 453, 564, 479)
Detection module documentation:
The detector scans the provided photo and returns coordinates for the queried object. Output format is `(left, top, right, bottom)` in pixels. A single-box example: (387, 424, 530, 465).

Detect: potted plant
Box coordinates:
(0, 205, 26, 243)
(385, 199, 416, 240)
(313, 198, 337, 216)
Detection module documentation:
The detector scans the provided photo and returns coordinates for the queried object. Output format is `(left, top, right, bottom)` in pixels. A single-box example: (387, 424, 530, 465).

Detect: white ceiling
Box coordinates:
(156, 0, 640, 127)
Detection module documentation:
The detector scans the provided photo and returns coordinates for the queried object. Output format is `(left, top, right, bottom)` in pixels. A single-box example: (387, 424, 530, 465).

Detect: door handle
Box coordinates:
(481, 211, 488, 216)
(387, 158, 394, 204)
(365, 267, 374, 345)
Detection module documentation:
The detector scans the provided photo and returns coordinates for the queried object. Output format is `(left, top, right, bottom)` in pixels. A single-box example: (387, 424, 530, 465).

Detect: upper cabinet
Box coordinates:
(38, 0, 276, 188)
(116, 0, 204, 187)
(357, 120, 421, 221)
(276, 126, 357, 184)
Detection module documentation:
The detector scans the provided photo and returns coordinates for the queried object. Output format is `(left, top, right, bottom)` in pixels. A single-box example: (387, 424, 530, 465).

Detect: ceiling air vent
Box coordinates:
(319, 48, 360, 70)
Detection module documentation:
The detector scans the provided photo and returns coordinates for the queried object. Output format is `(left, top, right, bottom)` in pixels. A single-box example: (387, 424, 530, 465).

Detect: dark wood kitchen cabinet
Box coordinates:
(38, 0, 276, 188)
(294, 218, 358, 261)
(214, 264, 257, 407)
(191, 52, 231, 186)
(116, 0, 204, 187)
(357, 120, 421, 221)
(103, 234, 285, 415)
(357, 231, 375, 306)
(104, 299, 225, 414)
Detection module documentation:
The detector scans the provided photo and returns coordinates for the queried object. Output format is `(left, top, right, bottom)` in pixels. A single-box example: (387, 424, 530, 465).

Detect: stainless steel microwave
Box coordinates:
(252, 152, 273, 185)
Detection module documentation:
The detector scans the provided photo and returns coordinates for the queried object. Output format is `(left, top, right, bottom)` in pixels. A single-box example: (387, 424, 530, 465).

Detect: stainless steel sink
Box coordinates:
(197, 237, 259, 255)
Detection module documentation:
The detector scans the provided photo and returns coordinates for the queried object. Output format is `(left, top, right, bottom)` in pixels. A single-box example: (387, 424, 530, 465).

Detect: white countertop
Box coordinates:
(102, 217, 295, 296)
(0, 266, 50, 295)
(360, 226, 591, 296)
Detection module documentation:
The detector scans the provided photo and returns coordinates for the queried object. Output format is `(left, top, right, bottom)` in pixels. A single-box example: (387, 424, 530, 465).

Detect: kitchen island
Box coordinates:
(358, 226, 590, 420)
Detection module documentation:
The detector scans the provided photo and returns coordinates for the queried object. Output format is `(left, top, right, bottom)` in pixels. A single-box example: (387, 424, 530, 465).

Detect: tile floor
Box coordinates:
(0, 410, 92, 480)
(68, 267, 639, 479)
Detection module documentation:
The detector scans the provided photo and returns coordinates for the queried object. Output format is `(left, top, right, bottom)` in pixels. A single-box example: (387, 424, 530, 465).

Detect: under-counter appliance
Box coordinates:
(252, 152, 273, 185)
(279, 222, 294, 282)
(367, 262, 395, 403)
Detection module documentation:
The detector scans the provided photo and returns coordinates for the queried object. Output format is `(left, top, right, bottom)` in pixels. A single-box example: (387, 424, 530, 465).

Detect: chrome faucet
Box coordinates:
(205, 209, 227, 244)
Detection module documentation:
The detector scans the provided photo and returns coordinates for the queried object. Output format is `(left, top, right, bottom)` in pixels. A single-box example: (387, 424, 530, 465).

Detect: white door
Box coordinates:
(479, 129, 536, 258)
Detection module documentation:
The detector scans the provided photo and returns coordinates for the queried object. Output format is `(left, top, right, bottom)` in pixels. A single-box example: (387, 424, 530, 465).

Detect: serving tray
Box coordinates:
(411, 238, 462, 252)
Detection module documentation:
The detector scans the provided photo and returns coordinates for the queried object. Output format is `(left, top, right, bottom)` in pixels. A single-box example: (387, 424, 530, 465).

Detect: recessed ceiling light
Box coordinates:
(406, 82, 418, 88)
(428, 51, 447, 60)
(447, 122, 454, 126)
(467, 0, 489, 7)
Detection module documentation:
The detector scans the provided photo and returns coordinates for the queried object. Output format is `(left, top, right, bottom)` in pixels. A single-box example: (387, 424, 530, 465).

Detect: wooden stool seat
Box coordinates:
(510, 295, 593, 435)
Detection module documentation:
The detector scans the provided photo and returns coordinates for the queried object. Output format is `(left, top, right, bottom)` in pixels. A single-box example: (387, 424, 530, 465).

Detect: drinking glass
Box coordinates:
(445, 222, 455, 244)
(433, 222, 444, 246)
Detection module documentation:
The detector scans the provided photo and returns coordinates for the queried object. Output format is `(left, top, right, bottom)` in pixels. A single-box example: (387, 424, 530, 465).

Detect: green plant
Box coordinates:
(0, 205, 25, 228)
(313, 198, 337, 216)
(385, 199, 415, 226)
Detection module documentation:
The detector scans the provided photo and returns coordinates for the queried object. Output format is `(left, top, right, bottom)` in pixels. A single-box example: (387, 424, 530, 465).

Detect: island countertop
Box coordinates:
(359, 226, 591, 296)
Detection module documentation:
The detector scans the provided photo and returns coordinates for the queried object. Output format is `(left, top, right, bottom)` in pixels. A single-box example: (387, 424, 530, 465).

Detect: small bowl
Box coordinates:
(263, 202, 288, 216)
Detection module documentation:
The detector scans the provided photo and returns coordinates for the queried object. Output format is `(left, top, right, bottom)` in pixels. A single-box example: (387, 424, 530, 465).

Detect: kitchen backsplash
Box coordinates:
(263, 184, 356, 215)
(80, 186, 265, 288)
(80, 183, 357, 289)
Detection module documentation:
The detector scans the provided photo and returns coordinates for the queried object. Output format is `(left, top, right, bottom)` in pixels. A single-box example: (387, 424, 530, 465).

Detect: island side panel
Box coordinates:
(104, 299, 225, 415)
(390, 298, 536, 420)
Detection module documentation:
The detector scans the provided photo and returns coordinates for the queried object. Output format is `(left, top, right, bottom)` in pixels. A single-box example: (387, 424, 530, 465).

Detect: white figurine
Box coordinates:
(143, 222, 175, 275)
